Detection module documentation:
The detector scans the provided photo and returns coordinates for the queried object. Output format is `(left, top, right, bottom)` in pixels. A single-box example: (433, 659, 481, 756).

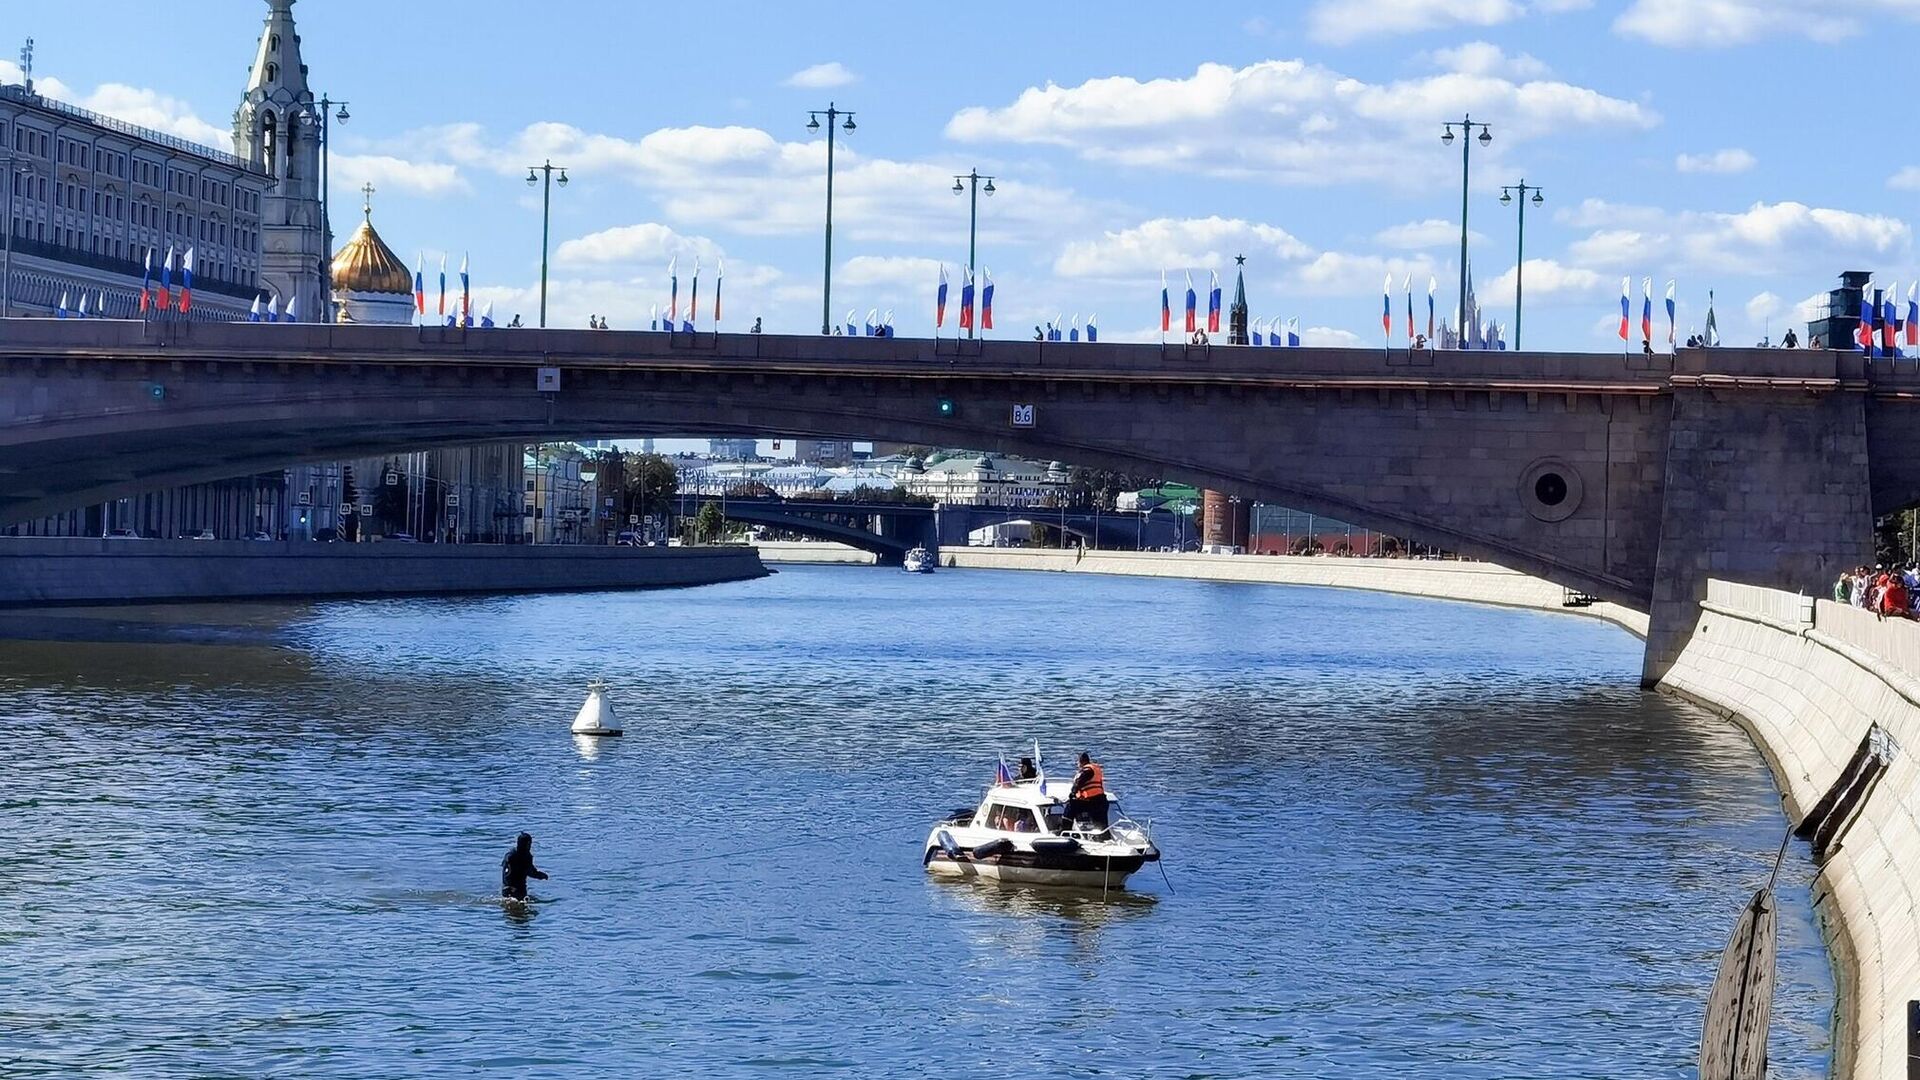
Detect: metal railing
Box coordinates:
(0, 84, 257, 172)
(4, 231, 259, 301)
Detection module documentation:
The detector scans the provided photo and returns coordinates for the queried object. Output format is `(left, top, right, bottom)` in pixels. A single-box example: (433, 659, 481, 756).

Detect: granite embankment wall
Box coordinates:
(1661, 580, 1920, 1079)
(0, 539, 768, 606)
(751, 540, 878, 565)
(939, 548, 1649, 637)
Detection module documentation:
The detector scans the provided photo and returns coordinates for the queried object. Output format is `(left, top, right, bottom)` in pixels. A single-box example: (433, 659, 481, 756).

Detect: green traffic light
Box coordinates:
(936, 398, 955, 417)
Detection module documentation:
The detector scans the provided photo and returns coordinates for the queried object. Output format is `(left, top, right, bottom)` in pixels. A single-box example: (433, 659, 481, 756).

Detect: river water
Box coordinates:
(0, 565, 1831, 1078)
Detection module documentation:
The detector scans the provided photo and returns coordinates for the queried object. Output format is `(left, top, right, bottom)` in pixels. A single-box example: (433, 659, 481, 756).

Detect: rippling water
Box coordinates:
(0, 565, 1830, 1077)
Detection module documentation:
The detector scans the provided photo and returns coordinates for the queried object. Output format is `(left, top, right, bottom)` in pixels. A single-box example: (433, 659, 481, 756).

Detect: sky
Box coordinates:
(7, 0, 1920, 354)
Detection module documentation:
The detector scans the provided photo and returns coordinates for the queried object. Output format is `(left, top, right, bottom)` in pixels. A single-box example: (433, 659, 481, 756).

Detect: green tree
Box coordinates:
(695, 500, 725, 543)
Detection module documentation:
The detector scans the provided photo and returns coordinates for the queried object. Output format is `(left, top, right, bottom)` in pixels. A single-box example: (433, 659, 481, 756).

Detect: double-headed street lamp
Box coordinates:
(315, 94, 350, 310)
(951, 168, 996, 339)
(1499, 181, 1545, 351)
(1441, 116, 1492, 335)
(526, 161, 570, 328)
(807, 102, 856, 335)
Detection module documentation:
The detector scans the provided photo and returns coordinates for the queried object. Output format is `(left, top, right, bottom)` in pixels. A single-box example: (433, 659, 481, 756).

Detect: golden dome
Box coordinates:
(330, 210, 413, 296)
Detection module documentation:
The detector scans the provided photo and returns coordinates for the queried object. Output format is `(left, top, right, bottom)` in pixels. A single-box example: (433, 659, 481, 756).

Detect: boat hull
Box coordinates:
(923, 847, 1148, 890)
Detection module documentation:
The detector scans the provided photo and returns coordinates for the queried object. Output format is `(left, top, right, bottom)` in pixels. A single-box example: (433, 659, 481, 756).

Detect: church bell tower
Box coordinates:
(234, 0, 326, 319)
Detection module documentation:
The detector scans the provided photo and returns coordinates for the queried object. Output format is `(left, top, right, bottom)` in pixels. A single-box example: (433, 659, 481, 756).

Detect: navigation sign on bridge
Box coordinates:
(1012, 403, 1035, 428)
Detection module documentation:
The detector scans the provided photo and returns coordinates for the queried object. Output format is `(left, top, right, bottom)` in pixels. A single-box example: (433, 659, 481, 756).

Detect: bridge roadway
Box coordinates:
(7, 318, 1920, 681)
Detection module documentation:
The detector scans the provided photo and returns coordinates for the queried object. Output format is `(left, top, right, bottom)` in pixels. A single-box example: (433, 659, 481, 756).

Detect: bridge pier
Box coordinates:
(1642, 363, 1876, 686)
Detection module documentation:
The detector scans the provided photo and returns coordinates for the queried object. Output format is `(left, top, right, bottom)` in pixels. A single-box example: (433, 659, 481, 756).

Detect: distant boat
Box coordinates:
(902, 546, 936, 574)
(924, 752, 1159, 891)
(570, 679, 623, 737)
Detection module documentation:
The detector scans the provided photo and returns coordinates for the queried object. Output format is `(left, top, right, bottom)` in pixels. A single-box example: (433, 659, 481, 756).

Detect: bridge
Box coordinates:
(6, 318, 1920, 683)
(685, 495, 1188, 561)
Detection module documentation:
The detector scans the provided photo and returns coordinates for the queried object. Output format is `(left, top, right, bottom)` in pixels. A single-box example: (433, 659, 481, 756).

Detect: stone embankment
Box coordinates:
(0, 538, 768, 606)
(939, 547, 1649, 636)
(751, 540, 878, 565)
(1661, 580, 1920, 1079)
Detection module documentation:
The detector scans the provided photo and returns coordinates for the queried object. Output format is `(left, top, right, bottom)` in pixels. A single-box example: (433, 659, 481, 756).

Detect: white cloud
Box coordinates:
(1054, 216, 1312, 278)
(1559, 198, 1910, 276)
(1675, 148, 1756, 174)
(1485, 258, 1609, 301)
(1373, 219, 1483, 249)
(784, 62, 858, 89)
(1890, 166, 1920, 190)
(1289, 252, 1440, 296)
(1613, 0, 1908, 46)
(0, 62, 229, 150)
(1745, 290, 1782, 324)
(1425, 41, 1551, 78)
(554, 223, 724, 267)
(945, 58, 1655, 188)
(1308, 0, 1524, 43)
(331, 154, 467, 197)
(838, 255, 944, 287)
(1301, 326, 1365, 347)
(419, 122, 1096, 245)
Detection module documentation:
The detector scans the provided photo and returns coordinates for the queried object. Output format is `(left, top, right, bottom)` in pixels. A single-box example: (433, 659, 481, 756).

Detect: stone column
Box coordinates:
(1643, 355, 1875, 685)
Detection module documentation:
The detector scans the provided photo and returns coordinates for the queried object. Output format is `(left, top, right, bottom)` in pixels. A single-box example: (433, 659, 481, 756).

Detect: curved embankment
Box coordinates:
(936, 547, 1649, 636)
(1661, 581, 1919, 1079)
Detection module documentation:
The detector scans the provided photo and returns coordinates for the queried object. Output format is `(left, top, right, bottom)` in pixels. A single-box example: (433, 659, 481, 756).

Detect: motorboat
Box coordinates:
(902, 546, 937, 574)
(923, 763, 1159, 890)
(570, 678, 623, 737)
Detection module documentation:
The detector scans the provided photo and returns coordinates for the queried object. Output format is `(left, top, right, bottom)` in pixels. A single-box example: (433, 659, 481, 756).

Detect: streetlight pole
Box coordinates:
(2, 159, 31, 318)
(1499, 181, 1544, 351)
(525, 161, 569, 328)
(1441, 116, 1492, 337)
(316, 95, 350, 314)
(807, 103, 856, 335)
(951, 168, 996, 339)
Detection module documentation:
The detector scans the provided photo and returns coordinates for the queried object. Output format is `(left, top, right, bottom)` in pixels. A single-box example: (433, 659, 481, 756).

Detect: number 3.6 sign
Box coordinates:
(1010, 403, 1036, 429)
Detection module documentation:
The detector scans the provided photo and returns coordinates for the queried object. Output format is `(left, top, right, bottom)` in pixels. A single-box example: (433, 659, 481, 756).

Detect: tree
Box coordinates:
(695, 500, 725, 543)
(373, 460, 409, 536)
(1028, 522, 1056, 548)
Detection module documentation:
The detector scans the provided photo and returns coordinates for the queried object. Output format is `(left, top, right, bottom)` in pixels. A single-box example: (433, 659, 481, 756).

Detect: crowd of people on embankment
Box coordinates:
(1835, 565, 1918, 617)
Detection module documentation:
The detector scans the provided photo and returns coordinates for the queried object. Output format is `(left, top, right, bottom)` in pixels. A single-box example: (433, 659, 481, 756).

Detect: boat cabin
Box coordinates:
(970, 777, 1109, 835)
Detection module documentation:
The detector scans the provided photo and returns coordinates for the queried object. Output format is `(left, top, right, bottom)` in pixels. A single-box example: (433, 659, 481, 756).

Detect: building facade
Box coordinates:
(0, 1, 325, 321)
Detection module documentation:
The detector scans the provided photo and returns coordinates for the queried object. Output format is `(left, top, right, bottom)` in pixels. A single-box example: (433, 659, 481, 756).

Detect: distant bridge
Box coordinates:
(6, 318, 1920, 681)
(684, 495, 1189, 562)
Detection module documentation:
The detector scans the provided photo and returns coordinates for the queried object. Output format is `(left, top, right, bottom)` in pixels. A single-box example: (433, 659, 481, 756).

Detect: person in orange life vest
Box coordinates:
(1066, 751, 1109, 830)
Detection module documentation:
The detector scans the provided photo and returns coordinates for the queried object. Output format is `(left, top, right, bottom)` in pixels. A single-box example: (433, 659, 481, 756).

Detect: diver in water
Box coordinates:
(500, 832, 548, 901)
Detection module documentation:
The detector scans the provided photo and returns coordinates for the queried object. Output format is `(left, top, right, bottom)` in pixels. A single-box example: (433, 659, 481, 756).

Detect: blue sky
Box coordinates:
(8, 0, 1918, 351)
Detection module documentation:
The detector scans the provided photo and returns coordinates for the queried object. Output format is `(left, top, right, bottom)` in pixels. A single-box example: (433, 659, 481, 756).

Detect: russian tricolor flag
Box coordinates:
(1381, 273, 1393, 342)
(1859, 284, 1875, 353)
(414, 254, 426, 316)
(1206, 270, 1221, 334)
(1159, 271, 1170, 334)
(713, 259, 724, 328)
(1427, 276, 1436, 341)
(140, 249, 154, 314)
(667, 257, 678, 326)
(959, 267, 975, 330)
(1907, 283, 1918, 349)
(438, 255, 447, 317)
(248, 295, 263, 323)
(1665, 281, 1676, 347)
(157, 247, 174, 312)
(1640, 277, 1651, 345)
(980, 269, 995, 331)
(178, 247, 195, 314)
(1184, 273, 1197, 334)
(1086, 314, 1097, 343)
(1882, 282, 1899, 355)
(1617, 277, 1630, 341)
(935, 265, 948, 329)
(459, 253, 471, 327)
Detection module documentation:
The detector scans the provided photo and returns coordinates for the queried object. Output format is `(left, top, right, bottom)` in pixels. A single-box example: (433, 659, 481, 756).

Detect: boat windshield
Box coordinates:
(982, 803, 1041, 832)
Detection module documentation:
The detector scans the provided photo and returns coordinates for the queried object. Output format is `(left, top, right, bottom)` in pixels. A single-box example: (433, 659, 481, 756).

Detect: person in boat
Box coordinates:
(1066, 752, 1109, 830)
(500, 832, 548, 901)
(1016, 757, 1038, 781)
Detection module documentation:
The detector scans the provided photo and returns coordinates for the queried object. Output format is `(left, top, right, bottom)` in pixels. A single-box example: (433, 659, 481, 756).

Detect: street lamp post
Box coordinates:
(1499, 181, 1545, 351)
(951, 169, 996, 338)
(525, 161, 570, 328)
(2, 159, 33, 318)
(316, 94, 350, 313)
(807, 103, 856, 335)
(1440, 116, 1492, 337)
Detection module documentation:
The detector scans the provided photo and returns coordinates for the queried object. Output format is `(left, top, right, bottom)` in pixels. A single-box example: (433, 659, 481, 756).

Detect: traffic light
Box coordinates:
(935, 397, 956, 418)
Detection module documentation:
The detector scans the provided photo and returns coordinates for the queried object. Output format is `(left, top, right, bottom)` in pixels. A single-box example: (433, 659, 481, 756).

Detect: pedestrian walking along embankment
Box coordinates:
(1661, 580, 1920, 1080)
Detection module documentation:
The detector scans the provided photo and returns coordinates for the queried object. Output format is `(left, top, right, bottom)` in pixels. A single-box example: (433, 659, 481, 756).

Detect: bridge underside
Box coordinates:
(5, 322, 1917, 684)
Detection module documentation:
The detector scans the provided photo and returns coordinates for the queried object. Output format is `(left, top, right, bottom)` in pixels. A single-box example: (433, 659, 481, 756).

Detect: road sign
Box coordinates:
(536, 367, 562, 392)
(358, 503, 373, 516)
(295, 491, 312, 506)
(385, 471, 398, 486)
(1011, 403, 1036, 428)
(446, 493, 460, 507)
(628, 514, 640, 525)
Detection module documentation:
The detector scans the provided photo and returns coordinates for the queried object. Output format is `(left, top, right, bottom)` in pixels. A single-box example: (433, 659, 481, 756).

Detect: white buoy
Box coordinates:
(570, 678, 623, 737)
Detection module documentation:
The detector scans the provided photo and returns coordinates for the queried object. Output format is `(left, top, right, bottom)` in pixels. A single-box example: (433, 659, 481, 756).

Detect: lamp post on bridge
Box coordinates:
(1440, 116, 1492, 338)
(806, 102, 856, 336)
(314, 94, 350, 315)
(525, 160, 569, 328)
(1499, 180, 1544, 351)
(951, 168, 995, 338)
(2, 157, 35, 318)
